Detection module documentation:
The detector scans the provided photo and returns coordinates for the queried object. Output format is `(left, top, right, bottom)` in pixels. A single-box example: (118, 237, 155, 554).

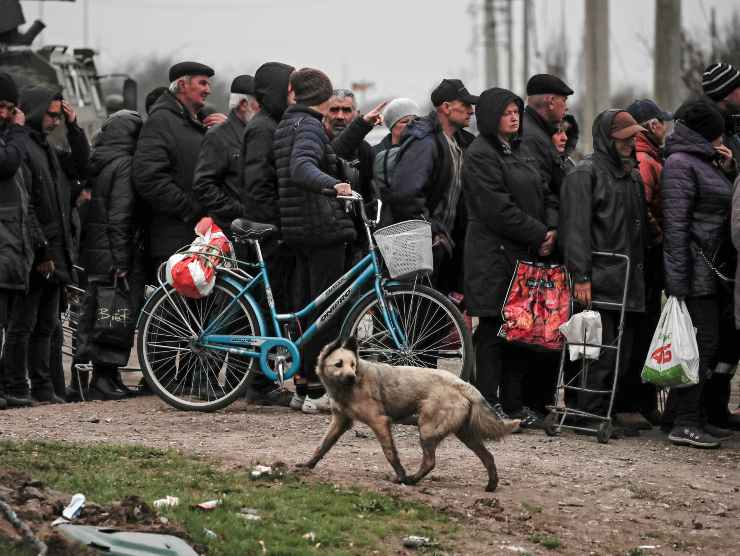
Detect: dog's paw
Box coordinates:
(485, 479, 498, 492)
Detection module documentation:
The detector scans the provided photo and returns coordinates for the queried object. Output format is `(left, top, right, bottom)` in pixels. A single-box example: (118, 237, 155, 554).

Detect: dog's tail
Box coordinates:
(461, 384, 520, 440)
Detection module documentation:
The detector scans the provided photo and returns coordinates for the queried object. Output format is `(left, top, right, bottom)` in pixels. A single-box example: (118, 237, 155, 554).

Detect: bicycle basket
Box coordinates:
(373, 220, 433, 279)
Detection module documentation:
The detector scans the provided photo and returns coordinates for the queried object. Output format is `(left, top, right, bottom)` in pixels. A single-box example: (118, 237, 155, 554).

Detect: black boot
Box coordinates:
(111, 370, 135, 397)
(89, 366, 126, 401)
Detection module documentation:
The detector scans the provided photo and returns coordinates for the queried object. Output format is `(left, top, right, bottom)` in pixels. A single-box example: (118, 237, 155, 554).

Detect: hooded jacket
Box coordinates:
(192, 108, 247, 231)
(462, 88, 558, 316)
(560, 109, 647, 312)
(19, 85, 89, 285)
(133, 90, 207, 258)
(81, 110, 143, 277)
(634, 131, 664, 243)
(662, 121, 733, 299)
(0, 121, 34, 291)
(273, 104, 356, 246)
(522, 105, 563, 195)
(242, 62, 294, 226)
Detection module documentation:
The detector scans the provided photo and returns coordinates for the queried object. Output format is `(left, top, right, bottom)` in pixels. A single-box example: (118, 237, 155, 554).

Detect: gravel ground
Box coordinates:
(1, 394, 739, 556)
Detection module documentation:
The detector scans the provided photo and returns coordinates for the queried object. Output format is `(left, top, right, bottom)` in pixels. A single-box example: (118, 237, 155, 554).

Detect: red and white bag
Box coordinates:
(166, 217, 233, 299)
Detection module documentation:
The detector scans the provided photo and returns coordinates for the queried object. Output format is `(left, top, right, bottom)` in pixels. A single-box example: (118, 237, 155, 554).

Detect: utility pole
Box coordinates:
(483, 0, 499, 88)
(83, 0, 90, 46)
(506, 0, 514, 91)
(582, 0, 610, 153)
(654, 0, 683, 113)
(522, 0, 531, 93)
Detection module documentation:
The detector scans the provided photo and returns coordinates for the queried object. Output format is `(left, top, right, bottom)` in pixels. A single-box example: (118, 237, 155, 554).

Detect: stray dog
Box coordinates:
(299, 337, 520, 491)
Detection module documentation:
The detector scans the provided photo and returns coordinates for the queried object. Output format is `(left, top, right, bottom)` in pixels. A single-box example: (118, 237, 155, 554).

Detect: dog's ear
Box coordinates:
(342, 336, 359, 357)
(317, 337, 344, 369)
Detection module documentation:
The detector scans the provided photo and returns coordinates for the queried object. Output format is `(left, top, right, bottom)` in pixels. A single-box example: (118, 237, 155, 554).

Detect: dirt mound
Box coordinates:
(0, 470, 197, 554)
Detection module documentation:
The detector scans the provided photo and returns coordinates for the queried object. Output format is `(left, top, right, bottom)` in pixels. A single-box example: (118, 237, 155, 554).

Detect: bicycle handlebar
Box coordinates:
(320, 189, 364, 203)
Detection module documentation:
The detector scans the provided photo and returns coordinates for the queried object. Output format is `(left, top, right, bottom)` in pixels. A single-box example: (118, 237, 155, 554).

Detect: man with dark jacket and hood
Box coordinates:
(560, 109, 648, 425)
(702, 63, 740, 179)
(0, 72, 35, 409)
(133, 61, 216, 275)
(193, 74, 259, 232)
(389, 78, 477, 294)
(5, 85, 89, 405)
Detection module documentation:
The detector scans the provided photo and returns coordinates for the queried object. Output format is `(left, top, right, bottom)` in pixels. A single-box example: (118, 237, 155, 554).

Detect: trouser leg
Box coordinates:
(473, 317, 505, 404)
(3, 287, 44, 398)
(49, 315, 66, 397)
(501, 344, 528, 414)
(28, 284, 61, 398)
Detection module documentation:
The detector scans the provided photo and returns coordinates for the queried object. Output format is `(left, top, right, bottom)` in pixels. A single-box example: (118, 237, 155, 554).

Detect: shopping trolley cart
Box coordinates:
(543, 251, 631, 444)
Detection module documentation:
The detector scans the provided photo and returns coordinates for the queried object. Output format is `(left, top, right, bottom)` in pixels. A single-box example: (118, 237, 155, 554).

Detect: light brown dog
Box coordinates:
(299, 337, 520, 491)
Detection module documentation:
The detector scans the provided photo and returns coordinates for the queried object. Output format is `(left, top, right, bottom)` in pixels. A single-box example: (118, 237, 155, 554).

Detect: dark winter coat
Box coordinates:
(732, 176, 740, 327)
(560, 109, 647, 312)
(242, 62, 293, 227)
(132, 90, 207, 258)
(372, 132, 393, 157)
(662, 121, 733, 299)
(192, 109, 246, 231)
(0, 123, 34, 291)
(388, 111, 475, 235)
(463, 88, 558, 317)
(328, 117, 376, 203)
(715, 99, 740, 181)
(19, 85, 89, 285)
(80, 110, 143, 278)
(522, 106, 563, 194)
(273, 104, 356, 247)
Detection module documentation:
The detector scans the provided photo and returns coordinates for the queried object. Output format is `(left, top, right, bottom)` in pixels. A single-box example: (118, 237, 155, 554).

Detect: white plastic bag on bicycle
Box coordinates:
(558, 310, 602, 361)
(641, 296, 699, 388)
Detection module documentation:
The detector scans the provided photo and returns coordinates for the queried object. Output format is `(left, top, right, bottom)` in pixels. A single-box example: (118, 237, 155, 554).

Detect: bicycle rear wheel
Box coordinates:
(137, 279, 262, 411)
(340, 282, 473, 381)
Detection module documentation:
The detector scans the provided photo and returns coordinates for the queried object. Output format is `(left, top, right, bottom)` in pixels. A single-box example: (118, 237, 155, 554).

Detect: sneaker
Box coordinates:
(490, 402, 510, 421)
(302, 393, 332, 414)
(668, 426, 721, 448)
(509, 406, 544, 429)
(703, 424, 734, 440)
(289, 393, 305, 411)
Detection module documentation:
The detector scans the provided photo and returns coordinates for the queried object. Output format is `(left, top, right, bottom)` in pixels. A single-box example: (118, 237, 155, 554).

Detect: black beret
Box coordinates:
(526, 74, 573, 96)
(169, 61, 214, 82)
(0, 72, 19, 104)
(230, 74, 255, 95)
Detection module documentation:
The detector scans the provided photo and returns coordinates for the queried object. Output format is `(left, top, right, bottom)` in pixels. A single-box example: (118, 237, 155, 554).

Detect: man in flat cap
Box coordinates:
(193, 74, 259, 232)
(389, 78, 477, 295)
(133, 61, 216, 276)
(523, 74, 573, 196)
(560, 109, 648, 425)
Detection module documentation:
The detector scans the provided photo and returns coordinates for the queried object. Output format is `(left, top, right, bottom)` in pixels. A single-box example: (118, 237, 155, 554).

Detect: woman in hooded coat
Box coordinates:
(76, 110, 146, 400)
(462, 87, 558, 426)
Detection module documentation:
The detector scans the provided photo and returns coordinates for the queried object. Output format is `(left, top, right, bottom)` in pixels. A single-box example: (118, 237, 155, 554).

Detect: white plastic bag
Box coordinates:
(641, 296, 700, 388)
(558, 310, 602, 361)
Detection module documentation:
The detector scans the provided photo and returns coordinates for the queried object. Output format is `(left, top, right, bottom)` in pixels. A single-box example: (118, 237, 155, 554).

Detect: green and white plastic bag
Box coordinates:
(641, 296, 700, 388)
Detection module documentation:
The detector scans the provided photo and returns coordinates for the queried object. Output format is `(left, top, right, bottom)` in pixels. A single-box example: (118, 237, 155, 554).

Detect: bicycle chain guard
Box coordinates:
(259, 338, 301, 382)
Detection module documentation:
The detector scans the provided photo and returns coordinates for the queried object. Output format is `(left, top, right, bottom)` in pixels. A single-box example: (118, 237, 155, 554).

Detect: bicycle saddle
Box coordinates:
(230, 218, 277, 241)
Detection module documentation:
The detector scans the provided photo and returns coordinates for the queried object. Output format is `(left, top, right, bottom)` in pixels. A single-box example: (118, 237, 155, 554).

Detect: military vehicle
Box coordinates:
(0, 0, 137, 139)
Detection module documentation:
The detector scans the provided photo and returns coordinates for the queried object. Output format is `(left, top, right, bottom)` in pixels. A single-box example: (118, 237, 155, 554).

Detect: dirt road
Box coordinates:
(1, 397, 739, 555)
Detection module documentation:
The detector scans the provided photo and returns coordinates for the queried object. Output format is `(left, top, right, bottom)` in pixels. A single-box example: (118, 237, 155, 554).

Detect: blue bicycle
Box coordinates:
(136, 192, 473, 411)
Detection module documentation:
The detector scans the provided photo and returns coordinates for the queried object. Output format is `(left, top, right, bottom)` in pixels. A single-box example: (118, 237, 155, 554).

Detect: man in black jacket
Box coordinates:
(193, 74, 259, 232)
(133, 61, 215, 275)
(522, 74, 573, 196)
(389, 78, 477, 294)
(5, 85, 88, 405)
(702, 62, 740, 179)
(560, 109, 648, 422)
(0, 73, 35, 409)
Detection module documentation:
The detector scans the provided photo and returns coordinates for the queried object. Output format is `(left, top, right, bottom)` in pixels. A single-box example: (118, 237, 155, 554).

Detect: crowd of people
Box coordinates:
(1, 58, 740, 449)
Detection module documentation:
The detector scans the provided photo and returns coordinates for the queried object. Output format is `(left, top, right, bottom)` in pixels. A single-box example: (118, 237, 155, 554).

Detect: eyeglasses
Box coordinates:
(46, 110, 63, 120)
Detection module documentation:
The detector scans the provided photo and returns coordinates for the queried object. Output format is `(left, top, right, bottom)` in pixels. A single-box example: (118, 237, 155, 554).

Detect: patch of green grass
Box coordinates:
(627, 549, 645, 556)
(0, 441, 458, 555)
(529, 532, 561, 550)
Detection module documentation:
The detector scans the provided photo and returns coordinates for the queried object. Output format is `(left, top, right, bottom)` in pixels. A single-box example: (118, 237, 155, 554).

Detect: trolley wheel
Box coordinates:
(543, 412, 560, 436)
(597, 421, 612, 444)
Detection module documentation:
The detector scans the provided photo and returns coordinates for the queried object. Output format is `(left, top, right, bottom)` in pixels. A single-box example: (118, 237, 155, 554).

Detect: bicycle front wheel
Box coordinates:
(340, 282, 473, 380)
(137, 279, 262, 411)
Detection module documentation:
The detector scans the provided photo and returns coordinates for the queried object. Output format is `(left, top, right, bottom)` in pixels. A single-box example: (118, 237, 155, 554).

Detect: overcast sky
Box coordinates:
(22, 0, 738, 109)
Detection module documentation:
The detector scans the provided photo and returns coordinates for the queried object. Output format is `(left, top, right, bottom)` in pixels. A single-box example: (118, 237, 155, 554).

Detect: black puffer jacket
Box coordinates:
(192, 108, 246, 230)
(19, 85, 89, 285)
(0, 123, 34, 291)
(463, 88, 558, 316)
(522, 106, 563, 195)
(560, 109, 647, 312)
(273, 104, 356, 247)
(133, 91, 206, 258)
(662, 121, 733, 298)
(242, 62, 294, 226)
(80, 110, 143, 278)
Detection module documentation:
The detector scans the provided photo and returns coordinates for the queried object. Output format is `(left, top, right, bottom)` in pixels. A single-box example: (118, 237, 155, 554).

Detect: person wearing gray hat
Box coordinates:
(373, 97, 420, 155)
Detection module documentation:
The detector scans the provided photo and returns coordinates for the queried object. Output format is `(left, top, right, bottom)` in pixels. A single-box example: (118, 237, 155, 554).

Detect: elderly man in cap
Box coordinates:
(523, 74, 573, 196)
(193, 74, 259, 232)
(133, 61, 217, 275)
(703, 62, 740, 175)
(373, 97, 420, 156)
(389, 79, 477, 294)
(560, 109, 649, 427)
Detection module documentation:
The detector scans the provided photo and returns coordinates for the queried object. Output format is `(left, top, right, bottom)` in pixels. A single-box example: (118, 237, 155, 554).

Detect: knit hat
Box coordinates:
(609, 111, 646, 140)
(675, 99, 725, 142)
(290, 68, 333, 107)
(382, 98, 420, 130)
(144, 86, 167, 115)
(0, 72, 19, 104)
(702, 63, 740, 102)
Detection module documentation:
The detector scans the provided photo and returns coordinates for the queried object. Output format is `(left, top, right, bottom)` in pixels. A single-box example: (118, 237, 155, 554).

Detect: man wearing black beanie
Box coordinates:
(702, 63, 740, 177)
